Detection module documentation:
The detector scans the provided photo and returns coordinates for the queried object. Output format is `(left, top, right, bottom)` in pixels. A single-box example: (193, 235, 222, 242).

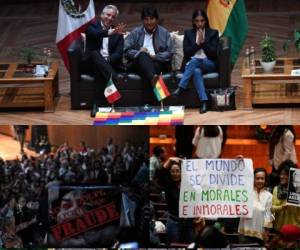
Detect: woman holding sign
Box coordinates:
(238, 168, 273, 246)
(156, 157, 195, 245)
(271, 160, 300, 232)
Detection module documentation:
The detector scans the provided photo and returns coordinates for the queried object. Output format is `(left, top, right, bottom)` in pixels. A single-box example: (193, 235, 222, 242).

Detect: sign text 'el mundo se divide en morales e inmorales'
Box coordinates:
(179, 158, 254, 218)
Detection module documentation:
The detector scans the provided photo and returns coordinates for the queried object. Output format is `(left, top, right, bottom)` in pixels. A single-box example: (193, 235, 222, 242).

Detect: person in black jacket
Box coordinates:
(173, 9, 219, 114)
(84, 5, 126, 117)
(13, 125, 29, 154)
(156, 157, 195, 244)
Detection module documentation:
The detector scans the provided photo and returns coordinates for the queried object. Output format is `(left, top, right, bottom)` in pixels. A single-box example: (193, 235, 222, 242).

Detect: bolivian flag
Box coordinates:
(153, 75, 170, 102)
(207, 0, 248, 66)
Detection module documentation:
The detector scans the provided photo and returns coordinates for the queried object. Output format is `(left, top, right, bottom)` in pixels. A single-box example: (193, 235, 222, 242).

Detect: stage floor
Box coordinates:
(0, 134, 38, 160)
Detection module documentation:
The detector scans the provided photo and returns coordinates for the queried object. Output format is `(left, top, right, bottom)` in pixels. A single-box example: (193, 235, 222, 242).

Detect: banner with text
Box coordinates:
(287, 168, 300, 206)
(179, 159, 254, 218)
(47, 185, 121, 247)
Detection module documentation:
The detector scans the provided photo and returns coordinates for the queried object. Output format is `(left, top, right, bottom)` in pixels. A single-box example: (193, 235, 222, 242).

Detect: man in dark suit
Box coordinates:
(173, 10, 219, 113)
(85, 5, 126, 117)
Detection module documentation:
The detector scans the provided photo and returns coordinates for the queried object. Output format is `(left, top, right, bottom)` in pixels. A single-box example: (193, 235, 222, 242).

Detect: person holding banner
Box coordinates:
(172, 9, 219, 114)
(156, 157, 195, 244)
(269, 126, 297, 190)
(271, 160, 300, 232)
(238, 168, 273, 246)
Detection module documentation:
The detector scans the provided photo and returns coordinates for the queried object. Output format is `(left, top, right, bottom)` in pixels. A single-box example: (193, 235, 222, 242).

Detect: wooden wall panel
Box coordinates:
(47, 126, 149, 149)
(0, 125, 149, 150)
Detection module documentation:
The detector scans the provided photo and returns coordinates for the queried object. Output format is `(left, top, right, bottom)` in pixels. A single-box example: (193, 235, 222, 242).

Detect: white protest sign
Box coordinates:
(287, 168, 300, 206)
(179, 158, 254, 218)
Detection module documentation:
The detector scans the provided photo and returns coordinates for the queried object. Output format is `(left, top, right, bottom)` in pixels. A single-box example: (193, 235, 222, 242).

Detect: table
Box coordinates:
(0, 62, 59, 112)
(241, 58, 300, 109)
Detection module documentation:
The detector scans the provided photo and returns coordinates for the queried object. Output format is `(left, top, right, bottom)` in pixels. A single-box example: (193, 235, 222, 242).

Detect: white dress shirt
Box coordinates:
(100, 22, 109, 60)
(142, 28, 156, 56)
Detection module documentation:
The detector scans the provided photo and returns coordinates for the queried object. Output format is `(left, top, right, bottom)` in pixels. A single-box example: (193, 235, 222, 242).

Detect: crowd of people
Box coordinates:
(0, 137, 149, 248)
(150, 125, 300, 248)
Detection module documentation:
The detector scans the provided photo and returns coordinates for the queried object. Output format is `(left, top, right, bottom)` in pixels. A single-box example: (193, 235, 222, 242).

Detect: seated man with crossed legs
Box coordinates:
(85, 5, 126, 117)
(124, 5, 173, 99)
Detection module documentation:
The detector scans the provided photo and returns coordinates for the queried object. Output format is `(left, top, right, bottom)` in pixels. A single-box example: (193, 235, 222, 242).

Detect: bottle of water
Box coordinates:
(250, 46, 255, 64)
(161, 191, 166, 202)
(250, 46, 256, 74)
(245, 48, 250, 69)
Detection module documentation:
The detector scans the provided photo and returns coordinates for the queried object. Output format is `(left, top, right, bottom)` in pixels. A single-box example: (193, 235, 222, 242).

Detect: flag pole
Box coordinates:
(160, 100, 164, 111)
(111, 103, 115, 113)
(160, 72, 164, 111)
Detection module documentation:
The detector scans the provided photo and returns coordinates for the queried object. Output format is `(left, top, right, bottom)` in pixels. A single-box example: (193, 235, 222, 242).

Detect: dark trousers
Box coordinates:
(130, 52, 169, 84)
(85, 51, 117, 105)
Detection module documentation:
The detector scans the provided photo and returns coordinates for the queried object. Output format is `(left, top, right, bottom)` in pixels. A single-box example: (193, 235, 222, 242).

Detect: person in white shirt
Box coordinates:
(238, 168, 273, 246)
(192, 125, 223, 159)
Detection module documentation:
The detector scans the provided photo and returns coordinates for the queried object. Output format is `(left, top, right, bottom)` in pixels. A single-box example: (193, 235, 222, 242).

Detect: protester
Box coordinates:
(156, 157, 195, 244)
(0, 139, 148, 248)
(271, 160, 300, 232)
(238, 168, 273, 245)
(192, 125, 223, 158)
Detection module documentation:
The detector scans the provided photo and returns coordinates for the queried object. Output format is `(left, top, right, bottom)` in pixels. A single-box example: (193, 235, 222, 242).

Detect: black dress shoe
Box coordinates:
(172, 87, 185, 96)
(90, 103, 98, 118)
(199, 101, 207, 114)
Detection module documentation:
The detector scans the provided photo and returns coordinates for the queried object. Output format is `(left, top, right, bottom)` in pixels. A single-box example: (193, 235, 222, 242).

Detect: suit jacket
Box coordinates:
(124, 25, 173, 63)
(85, 20, 124, 68)
(182, 27, 219, 68)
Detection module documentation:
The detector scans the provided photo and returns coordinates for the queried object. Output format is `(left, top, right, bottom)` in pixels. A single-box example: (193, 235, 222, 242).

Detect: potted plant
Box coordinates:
(19, 47, 36, 72)
(260, 34, 276, 73)
(283, 29, 300, 55)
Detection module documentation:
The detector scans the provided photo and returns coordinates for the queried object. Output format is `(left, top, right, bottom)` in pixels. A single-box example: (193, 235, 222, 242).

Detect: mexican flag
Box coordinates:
(104, 77, 121, 104)
(153, 75, 170, 102)
(207, 0, 248, 66)
(56, 0, 96, 70)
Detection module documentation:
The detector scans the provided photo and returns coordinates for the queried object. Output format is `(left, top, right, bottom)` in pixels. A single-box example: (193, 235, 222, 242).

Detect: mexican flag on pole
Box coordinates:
(104, 77, 121, 104)
(56, 0, 96, 70)
(207, 0, 248, 66)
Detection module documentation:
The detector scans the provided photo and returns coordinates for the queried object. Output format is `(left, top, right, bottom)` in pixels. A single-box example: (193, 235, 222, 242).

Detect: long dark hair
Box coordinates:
(269, 126, 296, 159)
(277, 160, 295, 199)
(192, 9, 210, 30)
(254, 167, 268, 187)
(202, 126, 221, 137)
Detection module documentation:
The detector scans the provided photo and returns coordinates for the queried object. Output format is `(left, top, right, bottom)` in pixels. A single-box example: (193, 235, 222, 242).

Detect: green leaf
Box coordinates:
(283, 40, 291, 51)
